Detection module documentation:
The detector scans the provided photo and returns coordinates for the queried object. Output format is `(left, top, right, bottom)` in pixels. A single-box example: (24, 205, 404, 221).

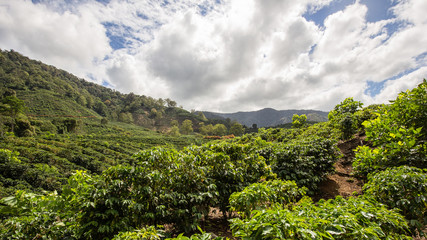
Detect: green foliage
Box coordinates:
(169, 125, 181, 136)
(354, 80, 427, 176)
(0, 49, 215, 132)
(166, 227, 225, 240)
(328, 97, 363, 139)
(213, 124, 227, 136)
(230, 196, 411, 240)
(0, 190, 78, 239)
(0, 149, 20, 164)
(0, 95, 27, 134)
(229, 121, 244, 136)
(1, 95, 26, 118)
(112, 226, 164, 240)
(271, 136, 339, 193)
(0, 121, 202, 196)
(199, 123, 214, 135)
(229, 180, 306, 218)
(181, 119, 193, 135)
(292, 114, 307, 128)
(363, 166, 427, 227)
(183, 141, 274, 216)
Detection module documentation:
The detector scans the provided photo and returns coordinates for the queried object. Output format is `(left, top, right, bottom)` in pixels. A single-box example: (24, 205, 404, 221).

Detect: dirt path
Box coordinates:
(316, 135, 367, 200)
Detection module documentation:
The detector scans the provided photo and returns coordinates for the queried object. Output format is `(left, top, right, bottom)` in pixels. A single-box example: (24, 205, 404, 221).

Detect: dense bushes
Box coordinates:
(229, 180, 306, 218)
(230, 196, 411, 240)
(353, 80, 427, 176)
(0, 125, 341, 239)
(271, 137, 339, 193)
(363, 166, 427, 226)
(0, 120, 202, 196)
(1, 78, 425, 239)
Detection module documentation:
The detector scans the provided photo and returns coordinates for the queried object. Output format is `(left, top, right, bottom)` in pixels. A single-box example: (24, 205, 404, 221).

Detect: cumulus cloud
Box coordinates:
(0, 0, 111, 83)
(0, 0, 426, 112)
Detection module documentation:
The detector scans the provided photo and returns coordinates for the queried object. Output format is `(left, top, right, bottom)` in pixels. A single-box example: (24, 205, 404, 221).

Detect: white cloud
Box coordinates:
(0, 0, 111, 83)
(0, 0, 426, 113)
(372, 67, 427, 105)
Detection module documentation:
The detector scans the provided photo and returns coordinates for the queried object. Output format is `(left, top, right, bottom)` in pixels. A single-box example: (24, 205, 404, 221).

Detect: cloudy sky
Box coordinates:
(0, 0, 426, 112)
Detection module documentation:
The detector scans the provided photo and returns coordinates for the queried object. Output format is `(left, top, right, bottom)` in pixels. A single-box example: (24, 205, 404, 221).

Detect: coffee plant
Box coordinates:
(229, 179, 307, 218)
(363, 166, 427, 227)
(271, 136, 339, 193)
(230, 196, 411, 240)
(354, 80, 427, 176)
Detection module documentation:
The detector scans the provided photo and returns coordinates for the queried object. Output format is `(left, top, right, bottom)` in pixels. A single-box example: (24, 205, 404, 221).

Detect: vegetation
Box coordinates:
(363, 166, 427, 228)
(0, 49, 426, 239)
(353, 80, 427, 175)
(230, 196, 411, 239)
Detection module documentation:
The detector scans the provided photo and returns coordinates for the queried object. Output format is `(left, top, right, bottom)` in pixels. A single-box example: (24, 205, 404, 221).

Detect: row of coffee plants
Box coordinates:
(0, 120, 201, 197)
(2, 81, 424, 239)
(230, 194, 411, 239)
(0, 119, 341, 238)
(353, 80, 427, 229)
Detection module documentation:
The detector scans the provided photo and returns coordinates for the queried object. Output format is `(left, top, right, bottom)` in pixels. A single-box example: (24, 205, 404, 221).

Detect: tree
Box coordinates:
(169, 126, 180, 136)
(292, 114, 307, 128)
(197, 112, 208, 121)
(94, 101, 108, 117)
(181, 120, 193, 135)
(76, 95, 87, 106)
(166, 98, 177, 108)
(200, 124, 214, 135)
(119, 112, 133, 124)
(171, 120, 179, 127)
(328, 97, 363, 139)
(229, 121, 244, 136)
(0, 95, 26, 132)
(213, 124, 227, 136)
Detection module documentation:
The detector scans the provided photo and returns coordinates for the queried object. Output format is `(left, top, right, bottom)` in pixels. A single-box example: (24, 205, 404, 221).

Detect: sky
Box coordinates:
(0, 0, 426, 112)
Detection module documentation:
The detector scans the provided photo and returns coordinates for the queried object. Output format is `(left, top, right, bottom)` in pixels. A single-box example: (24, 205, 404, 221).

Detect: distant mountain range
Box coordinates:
(203, 108, 329, 127)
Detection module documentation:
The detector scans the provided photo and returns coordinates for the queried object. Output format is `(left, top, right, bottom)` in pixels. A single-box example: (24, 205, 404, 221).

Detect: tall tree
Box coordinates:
(229, 121, 244, 136)
(181, 119, 193, 135)
(0, 95, 26, 132)
(213, 124, 227, 136)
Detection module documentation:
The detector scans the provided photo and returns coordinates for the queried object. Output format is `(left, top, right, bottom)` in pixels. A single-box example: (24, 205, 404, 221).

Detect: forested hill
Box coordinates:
(203, 108, 328, 127)
(0, 49, 206, 131)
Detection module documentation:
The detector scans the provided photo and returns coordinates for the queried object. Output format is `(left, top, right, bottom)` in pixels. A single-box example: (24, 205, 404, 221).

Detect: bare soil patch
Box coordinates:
(315, 134, 368, 201)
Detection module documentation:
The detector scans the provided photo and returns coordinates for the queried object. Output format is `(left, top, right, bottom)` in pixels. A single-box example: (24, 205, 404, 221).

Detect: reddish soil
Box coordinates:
(200, 208, 237, 239)
(315, 134, 368, 201)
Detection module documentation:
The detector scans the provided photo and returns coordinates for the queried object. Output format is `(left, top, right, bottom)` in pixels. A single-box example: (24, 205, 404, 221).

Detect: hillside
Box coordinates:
(0, 49, 207, 132)
(203, 108, 328, 127)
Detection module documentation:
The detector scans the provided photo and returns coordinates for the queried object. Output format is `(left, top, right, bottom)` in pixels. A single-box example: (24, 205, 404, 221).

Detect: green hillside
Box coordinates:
(0, 49, 210, 197)
(0, 49, 209, 132)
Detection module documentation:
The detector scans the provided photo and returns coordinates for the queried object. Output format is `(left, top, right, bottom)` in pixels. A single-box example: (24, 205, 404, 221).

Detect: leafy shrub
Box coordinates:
(328, 97, 363, 139)
(363, 166, 427, 227)
(230, 196, 411, 240)
(271, 136, 339, 193)
(354, 80, 427, 176)
(229, 179, 306, 218)
(0, 190, 78, 239)
(112, 226, 164, 240)
(184, 141, 274, 215)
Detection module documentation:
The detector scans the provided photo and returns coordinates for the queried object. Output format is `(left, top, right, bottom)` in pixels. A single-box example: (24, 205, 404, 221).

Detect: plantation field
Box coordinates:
(0, 80, 426, 239)
(0, 118, 204, 197)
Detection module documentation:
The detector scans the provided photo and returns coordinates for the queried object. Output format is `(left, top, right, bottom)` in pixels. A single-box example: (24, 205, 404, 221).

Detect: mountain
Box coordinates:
(203, 108, 329, 127)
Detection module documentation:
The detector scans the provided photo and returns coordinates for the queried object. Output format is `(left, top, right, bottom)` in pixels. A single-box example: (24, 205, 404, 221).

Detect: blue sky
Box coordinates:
(1, 0, 426, 112)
